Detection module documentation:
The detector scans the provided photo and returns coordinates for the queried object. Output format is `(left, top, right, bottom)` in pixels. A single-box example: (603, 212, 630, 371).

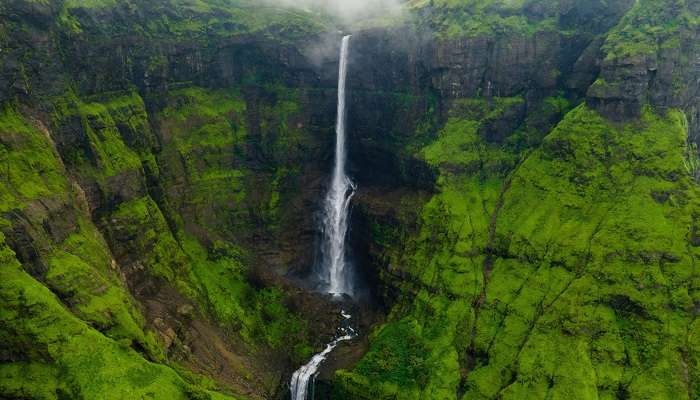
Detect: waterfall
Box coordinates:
(290, 35, 356, 400)
(321, 34, 355, 297)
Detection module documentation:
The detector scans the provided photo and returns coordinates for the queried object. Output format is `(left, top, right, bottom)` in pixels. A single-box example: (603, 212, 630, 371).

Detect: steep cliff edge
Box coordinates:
(0, 1, 337, 398)
(334, 1, 700, 399)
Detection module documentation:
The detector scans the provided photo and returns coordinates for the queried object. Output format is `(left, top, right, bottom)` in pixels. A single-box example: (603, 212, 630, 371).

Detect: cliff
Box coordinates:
(0, 0, 698, 399)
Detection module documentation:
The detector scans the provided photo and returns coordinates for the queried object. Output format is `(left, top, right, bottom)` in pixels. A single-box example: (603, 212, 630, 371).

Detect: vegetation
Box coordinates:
(0, 106, 67, 213)
(602, 0, 695, 60)
(0, 107, 234, 399)
(1, 0, 699, 398)
(49, 92, 144, 180)
(59, 0, 330, 41)
(0, 235, 233, 399)
(409, 0, 559, 38)
(337, 103, 700, 399)
(0, 85, 312, 397)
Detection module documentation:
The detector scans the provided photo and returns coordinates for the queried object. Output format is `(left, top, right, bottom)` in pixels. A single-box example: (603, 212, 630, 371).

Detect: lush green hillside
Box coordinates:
(0, 0, 698, 399)
(339, 101, 700, 399)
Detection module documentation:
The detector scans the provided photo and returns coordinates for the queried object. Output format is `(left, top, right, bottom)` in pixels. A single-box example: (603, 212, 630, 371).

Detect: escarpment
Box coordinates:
(1, 0, 699, 399)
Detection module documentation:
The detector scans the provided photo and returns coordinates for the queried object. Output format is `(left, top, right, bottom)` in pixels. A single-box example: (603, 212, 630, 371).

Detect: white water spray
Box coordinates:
(321, 35, 355, 297)
(290, 35, 356, 400)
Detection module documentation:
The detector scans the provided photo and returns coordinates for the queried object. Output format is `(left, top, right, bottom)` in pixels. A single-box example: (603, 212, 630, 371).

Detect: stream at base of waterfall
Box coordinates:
(289, 311, 355, 399)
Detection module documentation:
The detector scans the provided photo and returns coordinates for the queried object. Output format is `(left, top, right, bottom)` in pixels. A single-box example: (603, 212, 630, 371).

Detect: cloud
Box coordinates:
(271, 0, 405, 22)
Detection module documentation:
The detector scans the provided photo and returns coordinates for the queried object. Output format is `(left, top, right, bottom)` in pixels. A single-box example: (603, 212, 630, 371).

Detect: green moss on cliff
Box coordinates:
(337, 318, 428, 398)
(61, 0, 329, 41)
(80, 110, 140, 176)
(423, 118, 517, 173)
(101, 90, 157, 154)
(481, 105, 698, 400)
(105, 194, 309, 357)
(157, 87, 249, 237)
(0, 362, 68, 400)
(46, 219, 163, 359)
(0, 106, 67, 212)
(340, 103, 700, 399)
(156, 84, 313, 241)
(0, 232, 234, 399)
(107, 196, 191, 286)
(184, 235, 309, 356)
(50, 93, 143, 182)
(411, 0, 558, 38)
(602, 0, 694, 60)
(0, 107, 161, 359)
(336, 97, 520, 398)
(0, 94, 308, 398)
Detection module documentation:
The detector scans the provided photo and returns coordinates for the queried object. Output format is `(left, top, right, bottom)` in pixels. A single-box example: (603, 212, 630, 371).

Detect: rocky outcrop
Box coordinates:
(586, 0, 700, 140)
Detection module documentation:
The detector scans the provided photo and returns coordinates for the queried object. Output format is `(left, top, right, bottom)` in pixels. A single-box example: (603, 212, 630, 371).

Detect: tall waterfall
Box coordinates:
(290, 35, 356, 400)
(321, 35, 355, 297)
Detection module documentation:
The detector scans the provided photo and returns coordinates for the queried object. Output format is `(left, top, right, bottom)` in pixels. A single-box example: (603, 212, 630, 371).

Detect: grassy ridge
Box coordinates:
(337, 102, 700, 399)
(58, 0, 330, 40)
(0, 84, 314, 398)
(0, 106, 234, 399)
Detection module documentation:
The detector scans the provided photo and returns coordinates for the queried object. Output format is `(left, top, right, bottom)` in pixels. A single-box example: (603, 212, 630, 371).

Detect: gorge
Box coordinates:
(1, 0, 700, 399)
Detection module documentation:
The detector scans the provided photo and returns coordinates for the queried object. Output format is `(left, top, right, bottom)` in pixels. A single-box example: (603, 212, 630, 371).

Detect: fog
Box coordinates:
(272, 0, 405, 22)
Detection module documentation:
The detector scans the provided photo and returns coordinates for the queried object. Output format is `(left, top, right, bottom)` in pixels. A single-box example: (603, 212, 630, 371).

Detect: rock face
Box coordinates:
(0, 2, 340, 399)
(1, 0, 699, 399)
(332, 2, 700, 400)
(586, 0, 700, 138)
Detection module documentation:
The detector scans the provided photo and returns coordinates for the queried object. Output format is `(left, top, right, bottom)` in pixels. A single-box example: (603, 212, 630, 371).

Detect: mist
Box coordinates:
(271, 0, 405, 22)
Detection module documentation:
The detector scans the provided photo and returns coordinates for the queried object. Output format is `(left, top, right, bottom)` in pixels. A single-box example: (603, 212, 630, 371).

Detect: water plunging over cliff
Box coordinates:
(320, 34, 356, 297)
(290, 35, 356, 400)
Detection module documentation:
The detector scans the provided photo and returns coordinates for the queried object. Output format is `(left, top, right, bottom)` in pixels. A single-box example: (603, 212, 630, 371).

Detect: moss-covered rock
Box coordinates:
(0, 232, 232, 400)
(338, 103, 700, 399)
(2, 0, 699, 398)
(0, 89, 313, 398)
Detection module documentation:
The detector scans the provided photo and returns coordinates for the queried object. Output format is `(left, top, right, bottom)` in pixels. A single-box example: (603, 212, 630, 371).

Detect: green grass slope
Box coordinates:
(0, 85, 315, 397)
(0, 106, 237, 399)
(336, 103, 700, 399)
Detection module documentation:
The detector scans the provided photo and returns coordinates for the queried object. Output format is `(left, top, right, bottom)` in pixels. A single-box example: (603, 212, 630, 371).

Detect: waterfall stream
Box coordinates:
(290, 35, 356, 400)
(289, 313, 355, 400)
(321, 34, 356, 297)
